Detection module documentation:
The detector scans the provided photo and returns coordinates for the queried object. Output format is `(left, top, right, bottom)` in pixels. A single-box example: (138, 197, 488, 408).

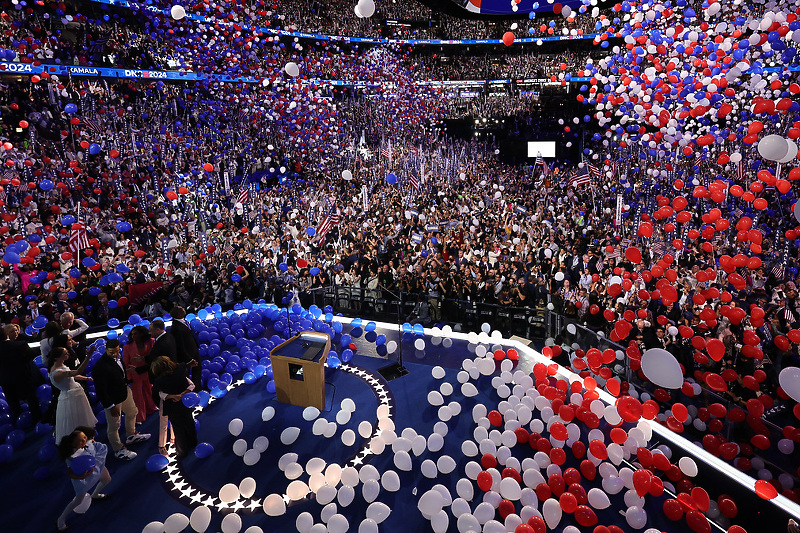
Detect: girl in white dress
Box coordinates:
(49, 347, 97, 442)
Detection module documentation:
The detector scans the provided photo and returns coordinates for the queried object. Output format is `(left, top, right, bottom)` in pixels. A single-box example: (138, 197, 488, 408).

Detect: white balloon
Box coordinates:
(341, 466, 359, 487)
(678, 457, 698, 477)
(780, 367, 800, 402)
(781, 139, 799, 163)
(170, 5, 186, 20)
(239, 477, 257, 498)
(281, 427, 301, 445)
(263, 494, 286, 516)
(296, 512, 314, 533)
(229, 418, 243, 436)
(303, 406, 320, 421)
(327, 515, 349, 533)
(253, 436, 269, 453)
(357, 0, 375, 17)
(587, 488, 610, 509)
(381, 470, 401, 492)
(431, 511, 449, 533)
(362, 479, 381, 503)
(221, 513, 242, 533)
(625, 506, 647, 529)
(542, 498, 562, 529)
(261, 406, 275, 422)
(758, 134, 789, 161)
(219, 483, 240, 503)
(555, 272, 565, 282)
(337, 485, 355, 507)
(342, 429, 356, 446)
(142, 522, 163, 533)
(358, 519, 379, 533)
(284, 62, 300, 78)
(189, 506, 211, 532)
(366, 502, 391, 523)
(287, 480, 310, 500)
(394, 450, 413, 471)
(342, 170, 353, 181)
(641, 348, 683, 389)
(164, 514, 190, 533)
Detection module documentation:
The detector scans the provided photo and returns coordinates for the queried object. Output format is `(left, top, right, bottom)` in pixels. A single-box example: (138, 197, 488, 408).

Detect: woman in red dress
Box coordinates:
(122, 325, 157, 423)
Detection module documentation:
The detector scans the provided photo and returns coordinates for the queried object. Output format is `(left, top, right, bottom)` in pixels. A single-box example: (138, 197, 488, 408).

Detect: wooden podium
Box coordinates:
(270, 331, 330, 410)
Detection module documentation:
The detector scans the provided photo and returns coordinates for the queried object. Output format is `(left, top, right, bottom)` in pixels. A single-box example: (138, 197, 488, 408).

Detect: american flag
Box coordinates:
(81, 116, 104, 135)
(737, 160, 747, 182)
(236, 184, 249, 206)
(694, 153, 702, 168)
(315, 199, 340, 242)
(569, 168, 591, 188)
(536, 155, 549, 176)
(408, 174, 420, 192)
(68, 221, 90, 256)
(223, 242, 235, 256)
(381, 141, 391, 162)
(587, 162, 602, 178)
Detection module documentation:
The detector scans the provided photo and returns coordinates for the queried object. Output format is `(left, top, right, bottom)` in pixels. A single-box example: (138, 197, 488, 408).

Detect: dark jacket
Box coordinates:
(91, 355, 129, 408)
(147, 331, 178, 366)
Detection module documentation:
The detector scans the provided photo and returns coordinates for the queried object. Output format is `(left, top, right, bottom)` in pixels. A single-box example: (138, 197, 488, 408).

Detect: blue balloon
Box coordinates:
(328, 355, 341, 368)
(310, 267, 320, 276)
(279, 262, 288, 272)
(129, 314, 141, 325)
(243, 372, 256, 384)
(386, 173, 397, 185)
(39, 179, 54, 191)
(266, 379, 276, 393)
(181, 392, 200, 408)
(64, 103, 78, 114)
(33, 316, 48, 330)
(88, 144, 101, 155)
(145, 453, 169, 472)
(194, 442, 214, 458)
(33, 465, 51, 480)
(107, 318, 120, 329)
(3, 252, 20, 264)
(306, 227, 316, 236)
(231, 274, 241, 282)
(341, 348, 354, 363)
(70, 454, 96, 476)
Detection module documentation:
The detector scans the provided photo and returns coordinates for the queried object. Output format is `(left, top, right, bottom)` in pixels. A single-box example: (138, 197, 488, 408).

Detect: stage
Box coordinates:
(2, 310, 797, 533)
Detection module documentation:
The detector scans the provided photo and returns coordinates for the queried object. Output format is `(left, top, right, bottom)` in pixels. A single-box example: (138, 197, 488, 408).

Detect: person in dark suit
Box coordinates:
(146, 319, 177, 452)
(151, 356, 198, 458)
(91, 339, 149, 460)
(147, 319, 177, 364)
(169, 307, 201, 389)
(0, 325, 42, 423)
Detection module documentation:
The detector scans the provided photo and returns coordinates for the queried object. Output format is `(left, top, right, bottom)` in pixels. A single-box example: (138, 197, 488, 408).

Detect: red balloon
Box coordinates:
(686, 510, 711, 533)
(502, 31, 515, 46)
(498, 499, 515, 519)
(574, 505, 598, 527)
(755, 480, 778, 500)
(632, 469, 652, 497)
(559, 492, 578, 513)
(663, 499, 684, 521)
(477, 471, 493, 492)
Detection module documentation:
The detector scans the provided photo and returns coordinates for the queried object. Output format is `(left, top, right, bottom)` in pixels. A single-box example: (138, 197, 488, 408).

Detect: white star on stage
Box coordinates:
(230, 500, 246, 512)
(248, 500, 261, 511)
